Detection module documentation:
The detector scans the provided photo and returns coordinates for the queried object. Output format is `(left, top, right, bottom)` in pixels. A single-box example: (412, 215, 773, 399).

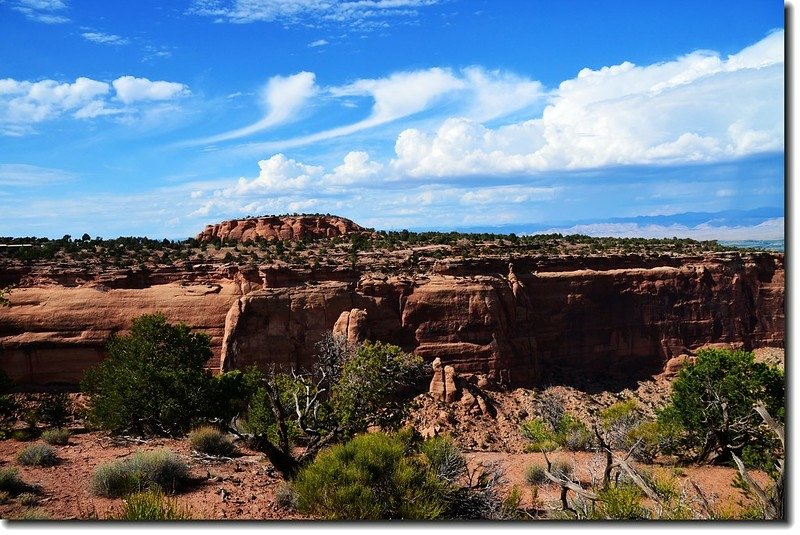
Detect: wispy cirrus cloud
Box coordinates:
(0, 163, 76, 187)
(187, 72, 317, 145)
(190, 0, 441, 29)
(81, 31, 129, 46)
(10, 0, 69, 24)
(225, 66, 544, 153)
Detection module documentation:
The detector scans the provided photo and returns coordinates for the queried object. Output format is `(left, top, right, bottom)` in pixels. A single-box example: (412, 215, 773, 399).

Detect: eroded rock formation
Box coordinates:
(196, 215, 364, 243)
(0, 251, 785, 388)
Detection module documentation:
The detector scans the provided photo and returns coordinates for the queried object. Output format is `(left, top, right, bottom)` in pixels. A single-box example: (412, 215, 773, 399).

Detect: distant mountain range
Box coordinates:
(405, 207, 784, 241)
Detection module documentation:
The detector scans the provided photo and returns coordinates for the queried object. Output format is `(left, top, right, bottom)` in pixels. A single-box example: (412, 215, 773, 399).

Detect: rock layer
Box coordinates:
(0, 251, 785, 388)
(196, 215, 364, 243)
(219, 252, 784, 387)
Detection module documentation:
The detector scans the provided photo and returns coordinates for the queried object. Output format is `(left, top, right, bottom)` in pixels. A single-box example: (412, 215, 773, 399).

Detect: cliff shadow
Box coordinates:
(535, 362, 665, 394)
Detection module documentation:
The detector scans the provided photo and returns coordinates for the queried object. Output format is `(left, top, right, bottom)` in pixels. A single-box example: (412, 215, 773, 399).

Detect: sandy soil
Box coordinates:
(0, 426, 767, 521)
(0, 431, 304, 520)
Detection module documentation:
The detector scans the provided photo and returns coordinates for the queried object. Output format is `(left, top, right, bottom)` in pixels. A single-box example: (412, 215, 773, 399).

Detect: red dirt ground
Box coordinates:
(0, 424, 768, 520)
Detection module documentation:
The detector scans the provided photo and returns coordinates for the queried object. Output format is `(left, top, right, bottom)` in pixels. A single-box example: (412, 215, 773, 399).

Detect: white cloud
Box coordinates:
(0, 75, 191, 134)
(460, 185, 558, 205)
(308, 39, 328, 47)
(81, 32, 129, 46)
(0, 77, 110, 124)
(222, 153, 324, 196)
(190, 0, 441, 29)
(11, 0, 69, 23)
(539, 218, 784, 241)
(330, 67, 465, 123)
(112, 76, 190, 104)
(0, 163, 75, 187)
(461, 67, 545, 122)
(192, 72, 317, 145)
(72, 100, 124, 119)
(391, 31, 784, 177)
(324, 151, 383, 185)
(237, 66, 543, 152)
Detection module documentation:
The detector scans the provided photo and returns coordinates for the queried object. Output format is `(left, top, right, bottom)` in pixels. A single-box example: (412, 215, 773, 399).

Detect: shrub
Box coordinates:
(81, 313, 215, 436)
(525, 463, 548, 486)
(275, 482, 298, 510)
(293, 431, 451, 519)
(551, 460, 573, 480)
(626, 420, 666, 463)
(109, 489, 191, 520)
(591, 484, 649, 520)
(0, 491, 9, 504)
(331, 341, 426, 431)
(638, 467, 678, 501)
(41, 428, 70, 446)
(536, 390, 566, 432)
(18, 492, 38, 506)
(520, 419, 558, 452)
(659, 348, 784, 466)
(91, 449, 190, 498)
(16, 508, 50, 520)
(243, 373, 304, 446)
(36, 393, 71, 428)
(9, 429, 34, 442)
(555, 413, 593, 451)
(0, 370, 20, 438)
(16, 443, 58, 467)
(207, 367, 262, 425)
(501, 485, 523, 519)
(188, 426, 235, 457)
(420, 435, 466, 483)
(600, 398, 642, 450)
(0, 467, 27, 494)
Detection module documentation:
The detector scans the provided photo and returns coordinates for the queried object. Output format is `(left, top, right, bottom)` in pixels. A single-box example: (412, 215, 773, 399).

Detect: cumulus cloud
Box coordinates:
(308, 39, 328, 48)
(391, 30, 784, 177)
(192, 72, 317, 145)
(0, 77, 110, 124)
(81, 32, 129, 46)
(112, 76, 190, 104)
(190, 0, 441, 29)
(223, 154, 324, 196)
(324, 151, 383, 185)
(11, 0, 69, 24)
(0, 75, 191, 134)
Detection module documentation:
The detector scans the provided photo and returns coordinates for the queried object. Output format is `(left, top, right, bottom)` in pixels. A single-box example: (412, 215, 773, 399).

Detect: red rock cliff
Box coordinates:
(219, 252, 784, 387)
(0, 252, 784, 388)
(196, 215, 364, 243)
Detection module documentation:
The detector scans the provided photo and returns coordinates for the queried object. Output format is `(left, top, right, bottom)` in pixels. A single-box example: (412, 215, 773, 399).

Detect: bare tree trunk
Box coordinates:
(251, 435, 302, 479)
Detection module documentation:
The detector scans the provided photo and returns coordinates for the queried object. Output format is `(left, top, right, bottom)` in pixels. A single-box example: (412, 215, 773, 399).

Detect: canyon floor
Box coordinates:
(1, 350, 780, 522)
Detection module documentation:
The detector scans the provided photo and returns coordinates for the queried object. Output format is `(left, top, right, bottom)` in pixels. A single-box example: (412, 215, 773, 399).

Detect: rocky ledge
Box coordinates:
(196, 214, 365, 243)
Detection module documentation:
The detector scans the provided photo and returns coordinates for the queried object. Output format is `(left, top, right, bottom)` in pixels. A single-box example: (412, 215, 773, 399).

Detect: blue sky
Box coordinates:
(0, 0, 786, 239)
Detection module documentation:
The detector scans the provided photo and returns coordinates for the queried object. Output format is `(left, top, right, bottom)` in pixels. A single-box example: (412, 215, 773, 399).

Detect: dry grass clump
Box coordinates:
(188, 426, 235, 457)
(91, 449, 190, 498)
(41, 428, 70, 446)
(108, 489, 191, 520)
(16, 443, 58, 467)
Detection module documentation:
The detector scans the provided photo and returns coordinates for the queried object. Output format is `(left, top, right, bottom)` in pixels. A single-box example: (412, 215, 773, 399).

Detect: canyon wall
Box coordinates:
(0, 252, 784, 388)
